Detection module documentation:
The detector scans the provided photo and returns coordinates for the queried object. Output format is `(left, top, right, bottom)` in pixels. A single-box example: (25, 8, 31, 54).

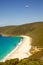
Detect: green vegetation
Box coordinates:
(0, 22, 43, 65)
(0, 22, 43, 47)
(0, 50, 43, 65)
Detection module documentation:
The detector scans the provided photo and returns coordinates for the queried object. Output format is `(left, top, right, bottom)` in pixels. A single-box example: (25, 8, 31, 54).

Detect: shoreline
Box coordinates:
(0, 35, 32, 62)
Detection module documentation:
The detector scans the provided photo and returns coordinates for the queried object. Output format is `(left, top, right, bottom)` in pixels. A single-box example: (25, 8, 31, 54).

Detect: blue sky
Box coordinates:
(0, 0, 43, 26)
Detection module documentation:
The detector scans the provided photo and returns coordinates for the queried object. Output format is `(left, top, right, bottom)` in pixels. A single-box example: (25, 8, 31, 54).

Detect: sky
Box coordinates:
(0, 0, 43, 26)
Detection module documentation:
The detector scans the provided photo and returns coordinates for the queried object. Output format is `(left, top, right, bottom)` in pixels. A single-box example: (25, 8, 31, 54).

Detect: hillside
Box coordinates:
(0, 22, 43, 47)
(0, 22, 43, 65)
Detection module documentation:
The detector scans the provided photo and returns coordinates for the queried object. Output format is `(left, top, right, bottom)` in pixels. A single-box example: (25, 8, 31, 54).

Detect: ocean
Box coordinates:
(0, 35, 23, 60)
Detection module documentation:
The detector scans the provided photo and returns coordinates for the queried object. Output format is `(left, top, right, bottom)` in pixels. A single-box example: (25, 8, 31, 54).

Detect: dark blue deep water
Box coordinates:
(0, 35, 23, 60)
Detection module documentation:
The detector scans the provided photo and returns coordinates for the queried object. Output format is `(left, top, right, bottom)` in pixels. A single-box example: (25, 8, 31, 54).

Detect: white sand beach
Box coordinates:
(0, 35, 32, 62)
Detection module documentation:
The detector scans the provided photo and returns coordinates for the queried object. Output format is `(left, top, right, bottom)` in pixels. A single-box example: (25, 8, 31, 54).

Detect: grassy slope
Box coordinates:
(0, 22, 43, 65)
(0, 22, 43, 47)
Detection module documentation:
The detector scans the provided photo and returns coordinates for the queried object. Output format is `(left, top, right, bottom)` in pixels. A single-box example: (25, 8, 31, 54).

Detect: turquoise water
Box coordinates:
(0, 35, 23, 60)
